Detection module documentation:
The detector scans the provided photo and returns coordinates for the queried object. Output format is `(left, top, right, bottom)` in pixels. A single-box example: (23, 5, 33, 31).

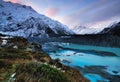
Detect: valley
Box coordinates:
(0, 0, 120, 82)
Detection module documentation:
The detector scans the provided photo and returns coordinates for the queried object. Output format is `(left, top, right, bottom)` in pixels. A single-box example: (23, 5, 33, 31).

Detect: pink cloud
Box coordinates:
(45, 7, 59, 17)
(11, 0, 19, 3)
(4, 0, 20, 3)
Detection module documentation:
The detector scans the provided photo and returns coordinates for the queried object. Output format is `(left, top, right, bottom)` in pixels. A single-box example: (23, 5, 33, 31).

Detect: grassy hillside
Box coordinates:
(0, 34, 88, 82)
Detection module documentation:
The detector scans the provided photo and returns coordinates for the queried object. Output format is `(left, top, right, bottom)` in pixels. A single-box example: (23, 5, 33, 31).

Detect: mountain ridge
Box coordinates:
(100, 22, 120, 36)
(73, 25, 103, 34)
(0, 0, 74, 38)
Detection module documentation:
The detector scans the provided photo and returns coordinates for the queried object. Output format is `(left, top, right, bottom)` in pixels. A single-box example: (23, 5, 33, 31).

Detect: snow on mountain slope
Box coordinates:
(100, 22, 120, 36)
(73, 25, 102, 34)
(0, 0, 74, 38)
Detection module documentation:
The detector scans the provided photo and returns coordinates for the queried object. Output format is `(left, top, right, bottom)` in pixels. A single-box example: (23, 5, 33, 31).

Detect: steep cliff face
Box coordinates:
(0, 0, 74, 39)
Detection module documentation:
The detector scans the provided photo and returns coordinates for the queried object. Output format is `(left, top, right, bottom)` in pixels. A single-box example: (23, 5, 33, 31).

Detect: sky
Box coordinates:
(4, 0, 120, 29)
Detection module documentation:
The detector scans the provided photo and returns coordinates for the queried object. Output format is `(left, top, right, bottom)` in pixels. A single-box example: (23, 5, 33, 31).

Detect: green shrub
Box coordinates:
(15, 63, 70, 82)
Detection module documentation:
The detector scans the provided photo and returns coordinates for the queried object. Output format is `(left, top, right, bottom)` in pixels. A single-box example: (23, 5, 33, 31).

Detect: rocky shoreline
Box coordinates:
(28, 34, 120, 48)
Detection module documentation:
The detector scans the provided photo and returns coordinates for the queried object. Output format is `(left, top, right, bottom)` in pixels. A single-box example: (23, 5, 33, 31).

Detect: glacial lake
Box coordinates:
(42, 42, 120, 82)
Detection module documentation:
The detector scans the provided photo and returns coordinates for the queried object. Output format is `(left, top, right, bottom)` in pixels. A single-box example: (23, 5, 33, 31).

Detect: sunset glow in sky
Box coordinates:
(4, 0, 120, 29)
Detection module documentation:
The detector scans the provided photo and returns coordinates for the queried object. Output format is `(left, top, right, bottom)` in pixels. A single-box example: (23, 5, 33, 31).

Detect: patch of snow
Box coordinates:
(1, 36, 13, 39)
(8, 73, 16, 82)
(1, 39, 7, 45)
(26, 47, 33, 52)
(13, 45, 18, 49)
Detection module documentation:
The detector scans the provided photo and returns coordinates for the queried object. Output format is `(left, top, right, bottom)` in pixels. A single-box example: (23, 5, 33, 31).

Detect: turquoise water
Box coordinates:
(43, 43, 120, 82)
(61, 43, 120, 56)
(84, 74, 109, 82)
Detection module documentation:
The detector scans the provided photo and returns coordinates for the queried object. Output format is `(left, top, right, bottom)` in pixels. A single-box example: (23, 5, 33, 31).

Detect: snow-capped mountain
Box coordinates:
(0, 0, 74, 38)
(100, 22, 120, 36)
(73, 25, 101, 34)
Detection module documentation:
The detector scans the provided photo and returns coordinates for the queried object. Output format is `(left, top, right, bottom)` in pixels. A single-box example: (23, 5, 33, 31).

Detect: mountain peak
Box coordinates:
(73, 25, 101, 34)
(0, 0, 74, 38)
(100, 21, 120, 36)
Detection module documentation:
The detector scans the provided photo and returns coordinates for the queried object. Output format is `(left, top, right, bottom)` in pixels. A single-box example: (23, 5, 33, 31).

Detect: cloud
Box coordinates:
(61, 0, 120, 28)
(45, 7, 59, 17)
(10, 0, 19, 3)
(3, 0, 120, 29)
(4, 0, 20, 3)
(87, 17, 120, 29)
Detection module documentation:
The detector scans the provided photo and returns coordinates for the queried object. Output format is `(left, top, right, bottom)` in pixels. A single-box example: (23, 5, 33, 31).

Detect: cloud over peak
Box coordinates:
(9, 0, 19, 3)
(45, 7, 59, 17)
